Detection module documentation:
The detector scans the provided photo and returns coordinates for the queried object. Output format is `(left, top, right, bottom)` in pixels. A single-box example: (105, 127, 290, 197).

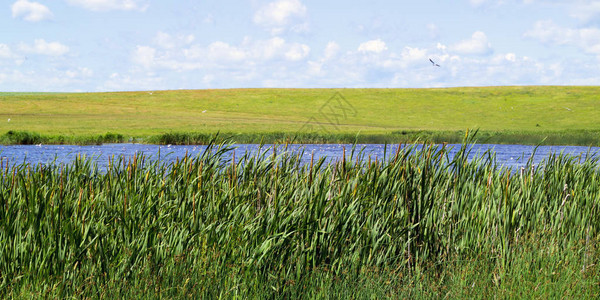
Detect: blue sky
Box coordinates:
(2, 0, 600, 91)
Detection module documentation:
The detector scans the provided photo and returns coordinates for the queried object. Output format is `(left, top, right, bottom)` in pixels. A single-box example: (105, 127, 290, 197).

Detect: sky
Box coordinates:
(2, 0, 600, 92)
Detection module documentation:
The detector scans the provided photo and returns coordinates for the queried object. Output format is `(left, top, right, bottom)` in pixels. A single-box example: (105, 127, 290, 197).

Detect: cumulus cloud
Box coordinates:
(133, 34, 311, 72)
(65, 0, 147, 11)
(253, 0, 308, 34)
(505, 52, 517, 62)
(132, 46, 156, 68)
(357, 39, 387, 54)
(19, 39, 70, 56)
(524, 20, 566, 44)
(251, 37, 286, 60)
(284, 43, 310, 61)
(182, 38, 310, 64)
(323, 41, 340, 60)
(125, 31, 571, 89)
(202, 41, 247, 62)
(0, 44, 13, 59)
(0, 67, 97, 92)
(89, 20, 600, 91)
(11, 0, 53, 22)
(400, 46, 428, 63)
(102, 72, 164, 91)
(65, 67, 94, 78)
(524, 20, 600, 55)
(153, 31, 195, 49)
(450, 31, 493, 55)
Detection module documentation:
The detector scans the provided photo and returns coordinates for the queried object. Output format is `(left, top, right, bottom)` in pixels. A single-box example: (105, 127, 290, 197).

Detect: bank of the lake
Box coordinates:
(2, 129, 600, 146)
(1, 86, 600, 146)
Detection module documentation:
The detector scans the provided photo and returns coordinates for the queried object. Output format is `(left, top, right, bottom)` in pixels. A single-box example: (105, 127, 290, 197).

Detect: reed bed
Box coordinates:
(1, 135, 599, 298)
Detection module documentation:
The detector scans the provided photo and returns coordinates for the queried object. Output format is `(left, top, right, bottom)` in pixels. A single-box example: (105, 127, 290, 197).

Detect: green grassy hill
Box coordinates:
(1, 86, 599, 145)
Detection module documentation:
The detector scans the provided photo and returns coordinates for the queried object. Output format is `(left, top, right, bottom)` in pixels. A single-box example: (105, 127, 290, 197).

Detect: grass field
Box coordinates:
(1, 86, 600, 145)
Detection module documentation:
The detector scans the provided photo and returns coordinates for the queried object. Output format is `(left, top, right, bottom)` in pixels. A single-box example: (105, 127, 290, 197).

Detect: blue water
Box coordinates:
(1, 143, 599, 170)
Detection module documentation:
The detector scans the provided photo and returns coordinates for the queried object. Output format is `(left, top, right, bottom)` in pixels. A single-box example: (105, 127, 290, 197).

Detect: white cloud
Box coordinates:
(66, 67, 94, 78)
(505, 52, 516, 62)
(323, 41, 340, 60)
(253, 0, 308, 34)
(251, 37, 286, 59)
(101, 72, 164, 91)
(0, 44, 13, 59)
(132, 46, 156, 68)
(11, 0, 53, 22)
(133, 34, 311, 72)
(65, 0, 147, 11)
(19, 39, 69, 56)
(400, 46, 428, 63)
(0, 68, 98, 92)
(205, 41, 247, 62)
(524, 20, 600, 55)
(450, 31, 493, 55)
(297, 40, 570, 88)
(284, 43, 310, 61)
(358, 39, 387, 54)
(248, 37, 310, 61)
(106, 28, 600, 90)
(524, 20, 565, 44)
(153, 31, 195, 49)
(305, 42, 340, 77)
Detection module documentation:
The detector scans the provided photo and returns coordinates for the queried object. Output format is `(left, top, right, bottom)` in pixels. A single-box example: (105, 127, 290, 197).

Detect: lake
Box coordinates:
(2, 143, 600, 171)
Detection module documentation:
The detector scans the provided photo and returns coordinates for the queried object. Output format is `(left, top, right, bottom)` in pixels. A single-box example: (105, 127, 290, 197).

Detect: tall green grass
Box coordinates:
(1, 134, 599, 298)
(3, 129, 598, 145)
(0, 131, 125, 145)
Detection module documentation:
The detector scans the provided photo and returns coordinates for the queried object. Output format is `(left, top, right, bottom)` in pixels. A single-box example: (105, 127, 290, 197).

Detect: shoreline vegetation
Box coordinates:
(2, 135, 599, 298)
(1, 129, 600, 146)
(1, 86, 600, 146)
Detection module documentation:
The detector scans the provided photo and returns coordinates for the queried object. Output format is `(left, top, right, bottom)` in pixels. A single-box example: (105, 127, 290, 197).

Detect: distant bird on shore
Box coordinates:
(202, 110, 207, 113)
(429, 58, 440, 67)
(7, 118, 10, 122)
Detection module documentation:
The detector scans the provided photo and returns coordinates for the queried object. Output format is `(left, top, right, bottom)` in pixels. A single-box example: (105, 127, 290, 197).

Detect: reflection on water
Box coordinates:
(1, 143, 599, 171)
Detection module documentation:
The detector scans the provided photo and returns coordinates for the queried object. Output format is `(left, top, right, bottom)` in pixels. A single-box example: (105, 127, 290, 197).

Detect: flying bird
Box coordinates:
(429, 58, 440, 67)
